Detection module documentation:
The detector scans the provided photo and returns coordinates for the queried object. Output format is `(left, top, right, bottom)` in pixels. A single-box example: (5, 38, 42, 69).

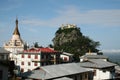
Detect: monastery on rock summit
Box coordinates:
(0, 19, 119, 80)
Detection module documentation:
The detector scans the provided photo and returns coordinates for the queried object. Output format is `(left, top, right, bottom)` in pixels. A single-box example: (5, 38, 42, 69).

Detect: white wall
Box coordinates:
(60, 55, 69, 62)
(94, 69, 113, 80)
(17, 53, 41, 72)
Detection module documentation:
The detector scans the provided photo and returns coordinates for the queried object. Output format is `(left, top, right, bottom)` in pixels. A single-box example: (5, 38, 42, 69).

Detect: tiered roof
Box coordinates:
(13, 18, 20, 36)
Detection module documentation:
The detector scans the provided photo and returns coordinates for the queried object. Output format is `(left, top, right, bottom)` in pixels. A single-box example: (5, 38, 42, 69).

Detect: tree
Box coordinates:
(53, 27, 100, 62)
(48, 44, 53, 48)
(34, 42, 39, 48)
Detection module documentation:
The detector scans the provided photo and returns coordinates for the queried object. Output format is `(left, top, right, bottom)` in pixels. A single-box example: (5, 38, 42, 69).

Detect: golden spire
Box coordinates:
(13, 18, 20, 36)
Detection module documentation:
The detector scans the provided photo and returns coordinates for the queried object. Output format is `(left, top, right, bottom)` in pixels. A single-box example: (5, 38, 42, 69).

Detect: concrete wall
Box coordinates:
(94, 69, 114, 80)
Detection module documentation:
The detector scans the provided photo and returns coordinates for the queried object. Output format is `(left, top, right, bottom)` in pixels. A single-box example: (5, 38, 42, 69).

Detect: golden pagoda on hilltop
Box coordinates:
(4, 18, 25, 54)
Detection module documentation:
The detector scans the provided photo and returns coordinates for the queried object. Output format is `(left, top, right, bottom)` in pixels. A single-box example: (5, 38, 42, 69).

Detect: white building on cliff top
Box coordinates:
(60, 24, 77, 30)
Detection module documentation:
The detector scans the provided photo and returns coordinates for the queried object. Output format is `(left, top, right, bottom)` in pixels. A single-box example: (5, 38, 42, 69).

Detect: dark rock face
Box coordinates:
(53, 28, 82, 46)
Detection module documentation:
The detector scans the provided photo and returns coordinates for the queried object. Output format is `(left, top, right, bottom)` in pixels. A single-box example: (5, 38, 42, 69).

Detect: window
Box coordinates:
(41, 62, 44, 66)
(21, 68, 24, 72)
(21, 61, 24, 65)
(103, 70, 106, 73)
(64, 57, 68, 61)
(35, 55, 38, 59)
(28, 69, 31, 72)
(80, 75, 82, 80)
(28, 62, 31, 66)
(28, 54, 31, 58)
(21, 54, 24, 58)
(94, 70, 96, 76)
(34, 62, 38, 66)
(6, 55, 9, 60)
(84, 73, 88, 79)
(41, 54, 44, 59)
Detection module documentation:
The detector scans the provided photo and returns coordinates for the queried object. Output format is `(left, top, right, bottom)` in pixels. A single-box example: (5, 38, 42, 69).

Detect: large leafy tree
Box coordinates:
(53, 27, 100, 62)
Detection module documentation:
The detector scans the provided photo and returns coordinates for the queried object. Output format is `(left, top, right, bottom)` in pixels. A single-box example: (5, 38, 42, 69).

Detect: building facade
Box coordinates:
(60, 52, 73, 63)
(3, 18, 25, 61)
(60, 24, 77, 30)
(17, 48, 61, 72)
(80, 59, 116, 80)
(4, 18, 24, 53)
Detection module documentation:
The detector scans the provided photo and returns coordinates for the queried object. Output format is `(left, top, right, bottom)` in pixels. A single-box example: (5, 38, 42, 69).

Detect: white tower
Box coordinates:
(3, 18, 24, 60)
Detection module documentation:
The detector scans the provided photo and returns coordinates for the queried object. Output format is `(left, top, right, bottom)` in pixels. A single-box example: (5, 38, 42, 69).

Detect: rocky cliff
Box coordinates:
(52, 25, 100, 60)
(53, 27, 82, 46)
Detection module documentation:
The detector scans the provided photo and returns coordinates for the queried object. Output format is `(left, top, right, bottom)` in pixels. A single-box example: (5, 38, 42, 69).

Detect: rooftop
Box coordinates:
(23, 47, 59, 53)
(79, 59, 116, 68)
(80, 54, 108, 59)
(13, 18, 20, 36)
(62, 52, 73, 56)
(0, 47, 10, 54)
(22, 63, 91, 79)
(53, 77, 73, 80)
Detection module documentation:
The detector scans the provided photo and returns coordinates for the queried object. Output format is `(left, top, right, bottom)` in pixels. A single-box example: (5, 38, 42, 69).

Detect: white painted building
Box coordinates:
(94, 68, 114, 80)
(3, 18, 25, 62)
(60, 24, 77, 30)
(80, 52, 108, 62)
(16, 48, 61, 72)
(16, 50, 41, 72)
(80, 59, 116, 80)
(60, 52, 73, 63)
(79, 52, 115, 80)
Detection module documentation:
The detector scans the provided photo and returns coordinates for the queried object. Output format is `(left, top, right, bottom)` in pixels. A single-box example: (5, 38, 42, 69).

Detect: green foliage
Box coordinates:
(24, 42, 29, 50)
(34, 42, 40, 48)
(53, 27, 100, 62)
(48, 44, 53, 48)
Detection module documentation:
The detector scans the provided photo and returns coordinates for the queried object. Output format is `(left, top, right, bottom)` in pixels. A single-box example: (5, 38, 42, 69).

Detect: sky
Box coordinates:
(0, 0, 120, 52)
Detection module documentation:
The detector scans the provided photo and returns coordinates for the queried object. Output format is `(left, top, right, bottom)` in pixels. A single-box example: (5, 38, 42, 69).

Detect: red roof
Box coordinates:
(38, 48, 57, 53)
(24, 47, 58, 53)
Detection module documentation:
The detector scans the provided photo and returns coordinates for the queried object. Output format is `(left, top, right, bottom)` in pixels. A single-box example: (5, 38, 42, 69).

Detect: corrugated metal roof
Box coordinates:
(42, 63, 91, 79)
(22, 63, 91, 79)
(79, 59, 116, 68)
(53, 77, 73, 80)
(0, 48, 10, 54)
(22, 69, 46, 79)
(81, 55, 108, 59)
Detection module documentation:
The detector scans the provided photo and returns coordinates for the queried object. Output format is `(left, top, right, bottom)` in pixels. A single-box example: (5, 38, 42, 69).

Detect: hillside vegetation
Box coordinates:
(53, 27, 100, 61)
